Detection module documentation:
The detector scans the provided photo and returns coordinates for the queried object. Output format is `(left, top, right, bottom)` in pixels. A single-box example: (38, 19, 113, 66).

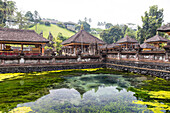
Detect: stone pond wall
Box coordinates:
(106, 60, 170, 80)
(0, 63, 105, 73)
(0, 58, 170, 80)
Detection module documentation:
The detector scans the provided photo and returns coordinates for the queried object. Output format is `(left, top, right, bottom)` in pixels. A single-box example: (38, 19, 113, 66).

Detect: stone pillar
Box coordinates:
(135, 52, 139, 61)
(1, 59, 4, 65)
(118, 52, 121, 60)
(19, 51, 25, 64)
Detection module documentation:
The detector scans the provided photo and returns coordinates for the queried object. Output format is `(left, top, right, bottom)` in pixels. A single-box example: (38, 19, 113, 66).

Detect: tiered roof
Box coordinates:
(116, 35, 138, 44)
(145, 35, 169, 43)
(61, 30, 105, 45)
(157, 23, 170, 32)
(140, 43, 155, 49)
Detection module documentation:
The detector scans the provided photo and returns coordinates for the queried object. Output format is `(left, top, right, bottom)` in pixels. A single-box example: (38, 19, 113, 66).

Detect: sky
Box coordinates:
(12, 0, 170, 28)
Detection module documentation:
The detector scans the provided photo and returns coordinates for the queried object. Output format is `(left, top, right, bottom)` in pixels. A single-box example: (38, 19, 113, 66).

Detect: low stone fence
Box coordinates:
(107, 51, 168, 62)
(0, 55, 100, 65)
(0, 62, 105, 73)
(106, 59, 170, 80)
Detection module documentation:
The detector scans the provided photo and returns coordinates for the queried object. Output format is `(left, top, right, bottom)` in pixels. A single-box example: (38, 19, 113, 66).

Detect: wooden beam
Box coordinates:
(0, 41, 47, 45)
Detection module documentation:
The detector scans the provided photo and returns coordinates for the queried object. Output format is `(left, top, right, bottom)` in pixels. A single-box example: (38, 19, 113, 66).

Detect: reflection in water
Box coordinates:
(16, 74, 152, 113)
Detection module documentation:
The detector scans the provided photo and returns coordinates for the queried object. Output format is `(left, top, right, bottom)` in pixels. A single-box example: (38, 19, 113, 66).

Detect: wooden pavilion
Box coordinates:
(157, 23, 170, 35)
(61, 29, 105, 55)
(0, 28, 49, 56)
(140, 43, 155, 51)
(116, 35, 138, 49)
(157, 23, 170, 52)
(145, 35, 169, 49)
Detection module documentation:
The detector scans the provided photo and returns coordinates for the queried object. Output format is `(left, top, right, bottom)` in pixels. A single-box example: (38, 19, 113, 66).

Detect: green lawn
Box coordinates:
(29, 24, 75, 39)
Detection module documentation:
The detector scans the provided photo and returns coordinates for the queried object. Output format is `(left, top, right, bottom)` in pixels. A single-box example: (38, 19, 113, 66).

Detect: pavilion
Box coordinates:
(0, 28, 49, 56)
(61, 29, 105, 55)
(145, 35, 169, 49)
(157, 23, 170, 51)
(116, 35, 138, 49)
(157, 23, 170, 35)
(140, 43, 155, 51)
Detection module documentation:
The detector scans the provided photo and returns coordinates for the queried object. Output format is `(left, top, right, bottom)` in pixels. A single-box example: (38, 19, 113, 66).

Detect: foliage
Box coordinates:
(14, 11, 28, 29)
(25, 11, 34, 22)
(45, 21, 51, 26)
(129, 78, 170, 113)
(100, 25, 124, 44)
(57, 32, 67, 41)
(52, 33, 64, 52)
(137, 5, 164, 43)
(0, 0, 16, 27)
(105, 23, 113, 29)
(56, 22, 65, 28)
(9, 107, 32, 113)
(76, 21, 91, 32)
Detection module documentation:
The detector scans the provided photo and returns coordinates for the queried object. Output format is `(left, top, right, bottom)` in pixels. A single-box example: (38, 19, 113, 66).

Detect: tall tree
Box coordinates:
(100, 25, 123, 44)
(84, 17, 87, 22)
(89, 18, 92, 23)
(137, 5, 164, 43)
(25, 11, 34, 22)
(0, 0, 6, 27)
(14, 11, 28, 29)
(0, 0, 16, 27)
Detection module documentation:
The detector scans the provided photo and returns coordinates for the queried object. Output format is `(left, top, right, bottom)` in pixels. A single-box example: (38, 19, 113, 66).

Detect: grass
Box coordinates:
(29, 24, 75, 39)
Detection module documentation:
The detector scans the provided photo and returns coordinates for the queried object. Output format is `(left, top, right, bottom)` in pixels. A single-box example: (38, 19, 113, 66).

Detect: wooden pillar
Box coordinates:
(0, 44, 2, 50)
(41, 44, 45, 56)
(75, 45, 77, 55)
(21, 44, 23, 51)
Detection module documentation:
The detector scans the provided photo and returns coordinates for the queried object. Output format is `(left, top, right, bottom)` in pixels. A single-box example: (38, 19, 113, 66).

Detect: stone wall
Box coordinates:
(0, 59, 170, 80)
(0, 63, 105, 73)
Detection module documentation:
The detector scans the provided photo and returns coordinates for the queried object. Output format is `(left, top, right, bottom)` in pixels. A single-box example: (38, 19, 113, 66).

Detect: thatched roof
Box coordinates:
(157, 23, 170, 32)
(62, 30, 105, 45)
(0, 28, 49, 43)
(107, 43, 120, 49)
(116, 35, 138, 44)
(99, 44, 108, 49)
(145, 35, 169, 43)
(140, 43, 155, 49)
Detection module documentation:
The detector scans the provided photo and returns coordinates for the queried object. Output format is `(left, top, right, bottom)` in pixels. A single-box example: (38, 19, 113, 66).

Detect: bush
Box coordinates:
(45, 21, 51, 26)
(39, 21, 45, 25)
(28, 24, 35, 28)
(56, 22, 65, 28)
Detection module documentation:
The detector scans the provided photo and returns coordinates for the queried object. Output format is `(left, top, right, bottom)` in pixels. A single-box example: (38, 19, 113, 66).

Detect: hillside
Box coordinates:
(29, 24, 75, 39)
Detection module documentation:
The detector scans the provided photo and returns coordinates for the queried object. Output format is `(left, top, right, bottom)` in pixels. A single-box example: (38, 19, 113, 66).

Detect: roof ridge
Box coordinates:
(0, 27, 35, 32)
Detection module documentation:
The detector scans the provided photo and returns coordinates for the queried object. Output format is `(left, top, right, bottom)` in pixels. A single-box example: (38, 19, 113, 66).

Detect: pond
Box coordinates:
(0, 69, 169, 113)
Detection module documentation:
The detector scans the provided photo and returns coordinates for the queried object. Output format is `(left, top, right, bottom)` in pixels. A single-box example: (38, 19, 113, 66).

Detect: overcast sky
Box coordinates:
(13, 0, 170, 28)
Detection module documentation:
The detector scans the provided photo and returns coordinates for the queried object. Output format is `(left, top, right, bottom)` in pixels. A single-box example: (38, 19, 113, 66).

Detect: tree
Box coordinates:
(0, 0, 16, 27)
(57, 32, 67, 41)
(25, 11, 34, 22)
(14, 11, 28, 29)
(97, 22, 101, 26)
(45, 21, 50, 26)
(100, 25, 124, 44)
(105, 23, 113, 29)
(78, 19, 81, 25)
(137, 5, 164, 43)
(53, 33, 64, 52)
(84, 17, 87, 22)
(0, 0, 6, 27)
(89, 18, 92, 23)
(77, 21, 91, 32)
